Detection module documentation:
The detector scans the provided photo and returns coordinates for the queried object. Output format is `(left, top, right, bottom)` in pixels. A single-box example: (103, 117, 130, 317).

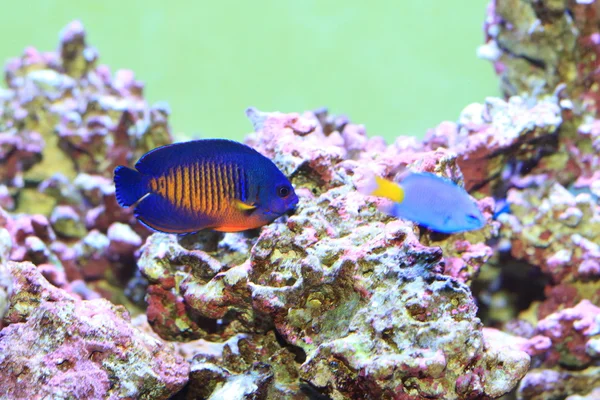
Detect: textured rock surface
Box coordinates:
(1, 5, 600, 398)
(424, 97, 562, 195)
(135, 108, 529, 399)
(0, 20, 173, 306)
(500, 182, 600, 319)
(0, 262, 12, 323)
(480, 0, 600, 111)
(474, 1, 600, 399)
(0, 261, 188, 399)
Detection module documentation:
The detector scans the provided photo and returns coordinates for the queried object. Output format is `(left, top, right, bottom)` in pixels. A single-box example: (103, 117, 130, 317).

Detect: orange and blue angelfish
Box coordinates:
(358, 171, 485, 234)
(113, 139, 299, 234)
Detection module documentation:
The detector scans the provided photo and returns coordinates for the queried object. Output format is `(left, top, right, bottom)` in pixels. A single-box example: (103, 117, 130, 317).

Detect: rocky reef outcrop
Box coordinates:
(1, 1, 600, 398)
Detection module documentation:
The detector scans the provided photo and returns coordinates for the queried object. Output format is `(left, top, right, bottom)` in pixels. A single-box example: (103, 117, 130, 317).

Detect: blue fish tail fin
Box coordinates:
(356, 170, 405, 203)
(356, 169, 379, 196)
(114, 166, 149, 207)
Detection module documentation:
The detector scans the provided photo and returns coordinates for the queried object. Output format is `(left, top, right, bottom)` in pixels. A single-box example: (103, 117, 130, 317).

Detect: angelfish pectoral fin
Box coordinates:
(233, 199, 257, 211)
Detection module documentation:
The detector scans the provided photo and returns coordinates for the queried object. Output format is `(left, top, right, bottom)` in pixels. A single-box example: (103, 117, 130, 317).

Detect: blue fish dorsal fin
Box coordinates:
(402, 172, 465, 193)
(134, 139, 264, 175)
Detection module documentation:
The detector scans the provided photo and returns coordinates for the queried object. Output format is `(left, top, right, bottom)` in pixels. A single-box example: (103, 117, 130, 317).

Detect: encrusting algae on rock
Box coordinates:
(2, 2, 600, 397)
(1, 261, 189, 399)
(134, 107, 528, 399)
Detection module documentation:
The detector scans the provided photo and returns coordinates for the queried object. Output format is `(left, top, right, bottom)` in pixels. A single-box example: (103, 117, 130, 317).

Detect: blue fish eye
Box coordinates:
(467, 214, 481, 222)
(277, 185, 291, 198)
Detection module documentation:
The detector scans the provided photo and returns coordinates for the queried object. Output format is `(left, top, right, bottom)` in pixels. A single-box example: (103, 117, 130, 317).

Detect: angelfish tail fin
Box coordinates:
(114, 166, 149, 207)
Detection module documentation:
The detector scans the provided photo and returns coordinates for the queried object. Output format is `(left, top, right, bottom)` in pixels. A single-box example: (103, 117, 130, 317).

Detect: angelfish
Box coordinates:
(113, 139, 298, 234)
(359, 171, 485, 234)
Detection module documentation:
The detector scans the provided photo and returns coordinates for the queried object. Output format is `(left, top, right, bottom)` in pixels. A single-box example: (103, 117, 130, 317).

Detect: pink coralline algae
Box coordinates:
(0, 20, 174, 306)
(500, 182, 600, 317)
(0, 262, 11, 325)
(424, 97, 562, 195)
(514, 302, 600, 399)
(468, 1, 600, 399)
(0, 261, 189, 399)
(2, 3, 600, 397)
(134, 107, 529, 399)
(479, 0, 600, 189)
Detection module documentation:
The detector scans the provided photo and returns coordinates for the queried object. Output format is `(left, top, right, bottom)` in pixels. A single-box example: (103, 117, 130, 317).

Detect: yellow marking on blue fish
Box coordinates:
(234, 200, 256, 211)
(151, 178, 158, 192)
(372, 176, 404, 203)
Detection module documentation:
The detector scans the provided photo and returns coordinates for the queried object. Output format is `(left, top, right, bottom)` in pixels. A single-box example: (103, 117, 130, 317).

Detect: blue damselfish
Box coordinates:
(360, 172, 485, 234)
(113, 139, 298, 234)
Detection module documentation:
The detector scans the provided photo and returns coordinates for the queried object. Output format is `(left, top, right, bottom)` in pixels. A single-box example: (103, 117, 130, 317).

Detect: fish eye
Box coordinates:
(467, 214, 481, 222)
(277, 185, 291, 198)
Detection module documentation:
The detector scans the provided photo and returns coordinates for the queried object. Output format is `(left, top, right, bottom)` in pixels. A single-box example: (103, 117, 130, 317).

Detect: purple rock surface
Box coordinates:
(1, 261, 188, 399)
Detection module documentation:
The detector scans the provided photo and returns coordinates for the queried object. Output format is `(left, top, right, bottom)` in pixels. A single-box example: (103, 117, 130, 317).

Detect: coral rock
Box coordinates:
(50, 205, 87, 239)
(137, 108, 524, 399)
(501, 182, 600, 317)
(0, 261, 189, 399)
(425, 96, 562, 194)
(0, 263, 12, 322)
(534, 300, 600, 369)
(0, 20, 173, 311)
(518, 367, 600, 400)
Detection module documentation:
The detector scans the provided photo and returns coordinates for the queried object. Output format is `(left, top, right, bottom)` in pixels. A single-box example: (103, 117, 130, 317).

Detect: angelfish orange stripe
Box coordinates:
(182, 165, 191, 210)
(223, 163, 231, 200)
(199, 161, 205, 212)
(233, 165, 240, 199)
(216, 162, 224, 208)
(175, 166, 183, 208)
(227, 163, 234, 199)
(167, 168, 176, 204)
(205, 161, 213, 214)
(190, 163, 199, 211)
(158, 176, 167, 197)
(210, 162, 218, 211)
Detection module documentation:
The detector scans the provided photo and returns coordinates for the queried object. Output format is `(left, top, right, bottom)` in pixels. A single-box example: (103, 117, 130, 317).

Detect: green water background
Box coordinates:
(1, 1, 498, 142)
